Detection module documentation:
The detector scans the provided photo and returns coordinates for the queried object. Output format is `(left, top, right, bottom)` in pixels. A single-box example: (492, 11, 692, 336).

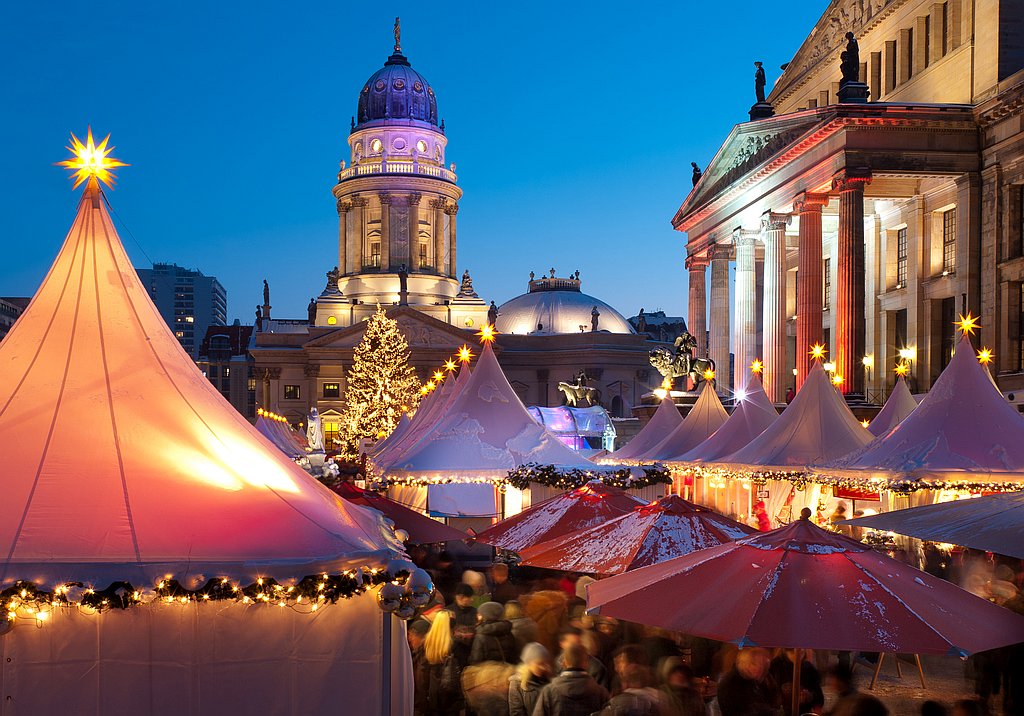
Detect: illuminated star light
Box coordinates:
(444, 359, 458, 372)
(458, 344, 475, 363)
(56, 128, 128, 189)
(750, 359, 763, 374)
(477, 324, 497, 344)
(703, 368, 716, 381)
(432, 370, 444, 383)
(894, 362, 910, 377)
(955, 312, 980, 337)
(861, 419, 871, 428)
(977, 347, 994, 365)
(809, 343, 827, 361)
(832, 374, 845, 386)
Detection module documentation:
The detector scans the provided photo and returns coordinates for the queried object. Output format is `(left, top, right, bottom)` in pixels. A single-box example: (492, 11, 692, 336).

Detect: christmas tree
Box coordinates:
(339, 305, 421, 458)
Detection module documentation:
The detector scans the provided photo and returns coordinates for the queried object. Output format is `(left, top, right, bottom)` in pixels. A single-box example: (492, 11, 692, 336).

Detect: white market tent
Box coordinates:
(815, 333, 1024, 491)
(674, 375, 778, 463)
(867, 376, 918, 437)
(0, 176, 410, 715)
(611, 395, 683, 461)
(255, 412, 306, 458)
(645, 382, 729, 462)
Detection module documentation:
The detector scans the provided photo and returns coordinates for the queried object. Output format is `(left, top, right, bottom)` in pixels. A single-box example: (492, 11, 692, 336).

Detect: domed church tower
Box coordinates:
(321, 20, 488, 329)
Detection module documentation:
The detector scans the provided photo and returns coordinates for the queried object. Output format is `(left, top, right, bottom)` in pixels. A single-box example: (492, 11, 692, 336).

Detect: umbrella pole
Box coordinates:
(791, 648, 802, 716)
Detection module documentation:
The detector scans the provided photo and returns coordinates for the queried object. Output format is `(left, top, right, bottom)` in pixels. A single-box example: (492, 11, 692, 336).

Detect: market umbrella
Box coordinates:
(845, 491, 1024, 559)
(473, 480, 645, 552)
(588, 509, 1024, 713)
(332, 480, 468, 544)
(517, 495, 755, 574)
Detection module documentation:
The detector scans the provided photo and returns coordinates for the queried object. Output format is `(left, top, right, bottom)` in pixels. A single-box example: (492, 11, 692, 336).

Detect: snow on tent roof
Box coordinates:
(376, 341, 596, 477)
(255, 414, 305, 459)
(644, 383, 728, 462)
(868, 376, 918, 437)
(816, 333, 1024, 487)
(0, 182, 399, 589)
(611, 396, 683, 461)
(674, 375, 778, 463)
(715, 360, 872, 471)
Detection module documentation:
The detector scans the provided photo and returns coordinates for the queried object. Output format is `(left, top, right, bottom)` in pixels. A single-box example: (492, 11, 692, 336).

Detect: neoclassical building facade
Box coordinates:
(678, 0, 1024, 405)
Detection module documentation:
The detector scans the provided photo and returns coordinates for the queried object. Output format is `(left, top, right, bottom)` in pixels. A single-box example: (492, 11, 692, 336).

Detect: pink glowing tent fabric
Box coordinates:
(331, 481, 468, 544)
(375, 341, 597, 478)
(845, 491, 1024, 559)
(587, 513, 1024, 655)
(674, 375, 778, 463)
(0, 183, 401, 590)
(817, 334, 1024, 488)
(517, 495, 755, 574)
(643, 383, 728, 462)
(868, 376, 918, 437)
(474, 481, 645, 552)
(611, 396, 683, 461)
(715, 361, 872, 471)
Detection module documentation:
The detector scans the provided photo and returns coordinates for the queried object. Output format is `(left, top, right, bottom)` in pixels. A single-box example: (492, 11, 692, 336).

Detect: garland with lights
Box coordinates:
(505, 463, 671, 491)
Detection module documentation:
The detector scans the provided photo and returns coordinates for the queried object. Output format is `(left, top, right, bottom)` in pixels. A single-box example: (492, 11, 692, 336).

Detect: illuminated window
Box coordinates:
(174, 331, 184, 338)
(283, 385, 300, 400)
(323, 382, 340, 398)
(247, 378, 256, 391)
(419, 241, 428, 265)
(942, 208, 956, 273)
(223, 367, 230, 377)
(185, 316, 194, 323)
(822, 258, 831, 310)
(370, 242, 381, 268)
(327, 315, 337, 325)
(370, 138, 382, 153)
(416, 140, 427, 153)
(896, 228, 908, 287)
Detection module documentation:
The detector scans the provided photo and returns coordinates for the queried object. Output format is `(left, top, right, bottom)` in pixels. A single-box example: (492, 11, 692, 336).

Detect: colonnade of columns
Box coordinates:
(685, 169, 871, 401)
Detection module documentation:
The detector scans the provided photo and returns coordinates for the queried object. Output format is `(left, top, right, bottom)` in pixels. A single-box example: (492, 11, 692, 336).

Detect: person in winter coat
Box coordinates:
(717, 648, 781, 716)
(595, 663, 667, 716)
(554, 626, 610, 689)
(451, 583, 478, 667)
(423, 612, 463, 715)
(508, 642, 552, 716)
(768, 649, 823, 716)
(533, 643, 609, 716)
(408, 619, 432, 716)
(470, 601, 518, 665)
(658, 657, 706, 716)
(505, 600, 540, 652)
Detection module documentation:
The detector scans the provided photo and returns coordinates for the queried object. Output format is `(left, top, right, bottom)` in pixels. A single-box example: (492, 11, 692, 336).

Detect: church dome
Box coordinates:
(355, 50, 438, 129)
(495, 273, 636, 336)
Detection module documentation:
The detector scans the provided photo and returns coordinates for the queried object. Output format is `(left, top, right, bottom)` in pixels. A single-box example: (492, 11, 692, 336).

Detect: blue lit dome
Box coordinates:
(355, 51, 438, 129)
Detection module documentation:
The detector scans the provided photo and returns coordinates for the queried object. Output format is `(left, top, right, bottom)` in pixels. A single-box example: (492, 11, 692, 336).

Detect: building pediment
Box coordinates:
(303, 305, 474, 351)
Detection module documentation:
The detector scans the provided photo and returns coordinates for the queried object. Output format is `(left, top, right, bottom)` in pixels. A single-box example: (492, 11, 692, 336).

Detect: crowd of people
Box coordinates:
(404, 546, 1024, 716)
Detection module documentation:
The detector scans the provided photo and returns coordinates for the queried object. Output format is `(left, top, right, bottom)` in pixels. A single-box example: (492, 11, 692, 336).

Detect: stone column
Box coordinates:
(336, 199, 348, 276)
(832, 169, 872, 394)
(304, 364, 320, 412)
(431, 199, 446, 274)
(733, 229, 759, 390)
(447, 204, 459, 277)
(263, 367, 281, 412)
(408, 193, 421, 270)
(794, 192, 830, 387)
(686, 254, 709, 357)
(709, 247, 731, 393)
(351, 197, 367, 271)
(378, 193, 392, 271)
(761, 211, 791, 403)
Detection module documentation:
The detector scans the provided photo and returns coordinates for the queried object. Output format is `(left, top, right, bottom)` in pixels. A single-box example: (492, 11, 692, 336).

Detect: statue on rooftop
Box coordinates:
(488, 301, 498, 326)
(393, 16, 402, 53)
(458, 269, 478, 298)
(255, 304, 262, 331)
(591, 306, 600, 332)
(307, 298, 317, 324)
(691, 162, 702, 187)
(636, 308, 647, 334)
(262, 279, 270, 306)
(841, 32, 860, 84)
(754, 62, 767, 103)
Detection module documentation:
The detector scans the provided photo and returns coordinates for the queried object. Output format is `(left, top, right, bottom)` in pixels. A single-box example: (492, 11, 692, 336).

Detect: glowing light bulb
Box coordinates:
(56, 128, 128, 189)
(703, 368, 716, 381)
(894, 362, 910, 377)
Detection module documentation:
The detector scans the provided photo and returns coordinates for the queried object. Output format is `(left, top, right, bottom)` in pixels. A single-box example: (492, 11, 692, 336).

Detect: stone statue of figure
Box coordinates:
(636, 308, 647, 334)
(255, 304, 262, 331)
(691, 162, 702, 187)
(529, 271, 535, 281)
(591, 306, 600, 332)
(459, 269, 477, 297)
(307, 298, 317, 324)
(398, 264, 409, 304)
(327, 266, 340, 290)
(306, 407, 325, 452)
(488, 301, 498, 326)
(393, 16, 401, 52)
(262, 279, 270, 306)
(841, 32, 860, 84)
(754, 62, 767, 103)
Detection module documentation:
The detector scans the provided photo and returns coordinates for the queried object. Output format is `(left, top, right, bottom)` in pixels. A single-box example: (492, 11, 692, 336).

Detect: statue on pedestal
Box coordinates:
(841, 32, 860, 85)
(255, 305, 262, 331)
(649, 331, 717, 390)
(488, 301, 498, 326)
(636, 308, 647, 334)
(754, 61, 767, 103)
(262, 279, 270, 307)
(557, 371, 601, 407)
(307, 298, 317, 324)
(591, 306, 600, 332)
(457, 269, 478, 298)
(691, 163, 702, 187)
(306, 407, 325, 452)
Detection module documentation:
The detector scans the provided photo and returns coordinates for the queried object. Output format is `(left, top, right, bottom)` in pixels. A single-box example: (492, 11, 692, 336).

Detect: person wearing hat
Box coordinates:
(509, 642, 552, 716)
(469, 601, 517, 665)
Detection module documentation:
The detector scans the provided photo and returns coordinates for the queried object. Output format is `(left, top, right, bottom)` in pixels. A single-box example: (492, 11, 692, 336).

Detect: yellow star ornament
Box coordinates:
(57, 128, 128, 189)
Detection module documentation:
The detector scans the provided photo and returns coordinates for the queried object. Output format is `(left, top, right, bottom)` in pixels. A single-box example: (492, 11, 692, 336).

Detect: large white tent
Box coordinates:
(674, 375, 778, 463)
(867, 375, 918, 437)
(255, 411, 306, 459)
(0, 172, 410, 715)
(611, 395, 683, 461)
(643, 383, 729, 462)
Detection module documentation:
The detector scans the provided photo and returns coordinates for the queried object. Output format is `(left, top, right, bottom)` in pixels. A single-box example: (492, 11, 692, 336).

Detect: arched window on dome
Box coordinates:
(417, 224, 432, 270)
(610, 395, 624, 418)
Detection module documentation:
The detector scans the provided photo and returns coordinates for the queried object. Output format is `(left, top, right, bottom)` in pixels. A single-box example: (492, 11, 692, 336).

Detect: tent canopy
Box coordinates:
(611, 396, 683, 461)
(645, 383, 728, 462)
(868, 376, 918, 437)
(675, 375, 778, 463)
(0, 182, 399, 590)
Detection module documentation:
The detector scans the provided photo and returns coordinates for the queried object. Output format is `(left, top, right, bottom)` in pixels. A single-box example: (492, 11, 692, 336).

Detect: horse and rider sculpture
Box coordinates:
(648, 331, 716, 391)
(556, 371, 601, 407)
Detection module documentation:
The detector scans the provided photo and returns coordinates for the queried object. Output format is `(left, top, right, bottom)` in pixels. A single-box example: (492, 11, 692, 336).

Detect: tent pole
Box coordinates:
(791, 648, 802, 716)
(915, 653, 926, 689)
(869, 653, 884, 689)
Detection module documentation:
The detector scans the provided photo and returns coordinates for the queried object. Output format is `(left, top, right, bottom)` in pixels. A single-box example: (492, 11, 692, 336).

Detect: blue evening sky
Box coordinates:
(2, 1, 816, 323)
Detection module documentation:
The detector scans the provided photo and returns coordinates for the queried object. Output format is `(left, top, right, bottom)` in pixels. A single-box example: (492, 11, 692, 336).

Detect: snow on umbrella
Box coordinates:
(588, 509, 1024, 656)
(473, 480, 645, 552)
(517, 494, 756, 574)
(331, 481, 468, 544)
(845, 491, 1024, 559)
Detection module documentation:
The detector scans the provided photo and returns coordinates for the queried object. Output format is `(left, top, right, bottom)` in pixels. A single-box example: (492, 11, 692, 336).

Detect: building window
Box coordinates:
(284, 384, 300, 400)
(419, 241, 428, 267)
(896, 228, 908, 287)
(941, 3, 949, 55)
(907, 28, 914, 79)
(323, 420, 340, 450)
(369, 241, 381, 268)
(822, 258, 831, 310)
(209, 365, 219, 378)
(247, 378, 256, 392)
(323, 382, 340, 398)
(942, 208, 956, 274)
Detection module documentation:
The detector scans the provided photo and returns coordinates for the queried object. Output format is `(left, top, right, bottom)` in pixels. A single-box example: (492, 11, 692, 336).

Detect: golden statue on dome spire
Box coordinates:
(57, 128, 128, 190)
(394, 16, 401, 52)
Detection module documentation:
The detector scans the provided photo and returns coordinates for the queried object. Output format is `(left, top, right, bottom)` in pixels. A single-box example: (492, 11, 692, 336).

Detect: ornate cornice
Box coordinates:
(408, 192, 422, 206)
(378, 193, 393, 205)
(445, 203, 459, 215)
(304, 364, 320, 378)
(685, 254, 711, 271)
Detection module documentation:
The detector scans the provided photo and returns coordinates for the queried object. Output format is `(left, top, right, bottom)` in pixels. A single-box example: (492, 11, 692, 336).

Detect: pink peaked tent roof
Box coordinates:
(611, 396, 683, 461)
(675, 375, 778, 463)
(645, 383, 729, 461)
(717, 361, 872, 470)
(820, 334, 1024, 485)
(376, 341, 596, 476)
(474, 481, 645, 551)
(868, 376, 918, 437)
(517, 495, 755, 574)
(0, 182, 398, 589)
(255, 415, 305, 459)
